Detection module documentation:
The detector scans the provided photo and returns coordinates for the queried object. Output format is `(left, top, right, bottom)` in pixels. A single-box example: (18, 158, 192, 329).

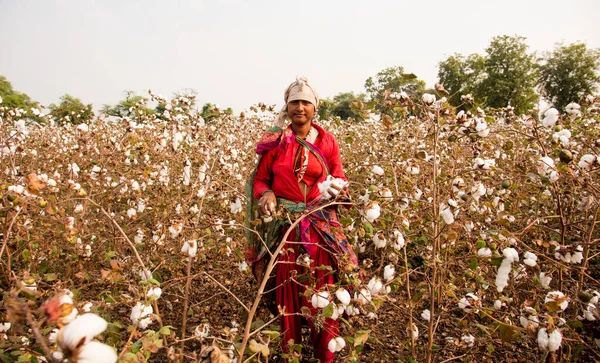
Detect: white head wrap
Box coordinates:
(274, 76, 319, 127)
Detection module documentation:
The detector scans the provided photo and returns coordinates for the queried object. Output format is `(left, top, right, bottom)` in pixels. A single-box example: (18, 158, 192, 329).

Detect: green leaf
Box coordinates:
(491, 257, 503, 266)
(131, 339, 143, 353)
(363, 222, 374, 235)
(159, 326, 174, 335)
(262, 330, 280, 339)
(43, 273, 57, 282)
(250, 319, 265, 331)
(339, 218, 353, 227)
(323, 303, 334, 318)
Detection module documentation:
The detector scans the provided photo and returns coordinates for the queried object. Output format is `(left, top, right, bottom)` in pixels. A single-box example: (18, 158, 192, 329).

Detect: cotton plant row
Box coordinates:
(330, 95, 600, 359)
(2, 93, 600, 361)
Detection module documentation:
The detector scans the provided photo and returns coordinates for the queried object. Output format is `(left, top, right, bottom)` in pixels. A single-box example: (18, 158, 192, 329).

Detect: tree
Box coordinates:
(0, 75, 40, 119)
(539, 42, 600, 111)
(102, 91, 154, 118)
(437, 53, 485, 106)
(317, 98, 335, 120)
(317, 92, 368, 121)
(201, 103, 221, 122)
(479, 35, 539, 113)
(364, 66, 426, 103)
(49, 94, 94, 124)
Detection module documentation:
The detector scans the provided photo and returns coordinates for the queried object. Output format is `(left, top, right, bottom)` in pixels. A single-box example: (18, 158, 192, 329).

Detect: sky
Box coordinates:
(1, 0, 599, 113)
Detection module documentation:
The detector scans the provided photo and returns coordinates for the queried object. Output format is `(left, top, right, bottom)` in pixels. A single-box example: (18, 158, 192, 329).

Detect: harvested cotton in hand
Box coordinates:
(318, 175, 348, 200)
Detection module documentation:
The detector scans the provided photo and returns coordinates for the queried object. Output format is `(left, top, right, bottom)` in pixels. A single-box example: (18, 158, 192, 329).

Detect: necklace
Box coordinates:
(304, 126, 319, 144)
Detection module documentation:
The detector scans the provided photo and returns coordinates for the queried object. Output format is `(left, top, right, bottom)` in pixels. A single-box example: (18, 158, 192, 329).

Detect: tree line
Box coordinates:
(1, 35, 598, 124)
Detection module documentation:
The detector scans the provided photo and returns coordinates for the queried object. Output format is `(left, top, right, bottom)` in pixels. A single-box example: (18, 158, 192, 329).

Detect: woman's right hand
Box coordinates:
(259, 190, 277, 216)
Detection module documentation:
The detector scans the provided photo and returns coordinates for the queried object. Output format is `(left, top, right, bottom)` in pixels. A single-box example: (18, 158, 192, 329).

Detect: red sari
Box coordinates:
(250, 123, 356, 362)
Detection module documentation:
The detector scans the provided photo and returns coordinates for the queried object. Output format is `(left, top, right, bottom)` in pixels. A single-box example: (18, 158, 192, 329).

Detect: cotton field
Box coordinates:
(1, 92, 599, 362)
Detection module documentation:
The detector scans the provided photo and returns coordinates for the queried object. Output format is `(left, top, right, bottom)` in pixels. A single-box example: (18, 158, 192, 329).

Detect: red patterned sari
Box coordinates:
(245, 124, 358, 362)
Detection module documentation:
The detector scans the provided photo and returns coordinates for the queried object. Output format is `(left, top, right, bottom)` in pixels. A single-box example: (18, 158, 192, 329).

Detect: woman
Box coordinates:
(245, 77, 358, 362)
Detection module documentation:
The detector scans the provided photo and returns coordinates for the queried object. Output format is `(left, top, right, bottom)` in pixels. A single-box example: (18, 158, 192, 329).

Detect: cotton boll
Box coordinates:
(194, 323, 210, 340)
(542, 108, 559, 127)
(545, 291, 569, 311)
(461, 334, 475, 347)
(140, 269, 153, 281)
(548, 329, 563, 352)
(477, 247, 492, 258)
(311, 291, 330, 309)
(439, 204, 454, 224)
(147, 287, 162, 300)
(77, 341, 118, 362)
(503, 248, 519, 263)
(494, 300, 503, 310)
(422, 93, 436, 105)
(408, 323, 419, 340)
(583, 303, 597, 321)
(495, 259, 512, 293)
(364, 202, 381, 223)
(355, 288, 372, 304)
(327, 337, 346, 353)
(391, 229, 405, 250)
(421, 309, 431, 322)
(130, 303, 153, 329)
(181, 240, 198, 258)
(578, 154, 597, 171)
(372, 231, 387, 248)
(57, 314, 108, 353)
(539, 272, 552, 289)
(519, 314, 539, 329)
(336, 288, 351, 306)
(565, 102, 581, 116)
(367, 277, 384, 295)
(383, 265, 395, 282)
(537, 328, 550, 350)
(458, 293, 480, 312)
(345, 304, 359, 316)
(372, 165, 384, 176)
(230, 197, 242, 214)
(523, 251, 537, 267)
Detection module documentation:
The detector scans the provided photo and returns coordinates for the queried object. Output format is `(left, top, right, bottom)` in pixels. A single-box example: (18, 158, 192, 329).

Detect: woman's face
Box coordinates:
(287, 100, 315, 127)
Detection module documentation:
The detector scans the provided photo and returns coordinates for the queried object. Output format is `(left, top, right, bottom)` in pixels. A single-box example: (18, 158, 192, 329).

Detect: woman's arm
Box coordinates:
(253, 151, 275, 198)
(253, 150, 277, 215)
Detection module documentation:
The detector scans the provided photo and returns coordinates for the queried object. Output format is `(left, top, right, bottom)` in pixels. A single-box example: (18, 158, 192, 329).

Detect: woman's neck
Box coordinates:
(291, 122, 312, 139)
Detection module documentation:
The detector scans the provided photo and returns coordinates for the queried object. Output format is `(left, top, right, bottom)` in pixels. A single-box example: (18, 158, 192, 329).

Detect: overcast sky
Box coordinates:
(1, 0, 599, 112)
